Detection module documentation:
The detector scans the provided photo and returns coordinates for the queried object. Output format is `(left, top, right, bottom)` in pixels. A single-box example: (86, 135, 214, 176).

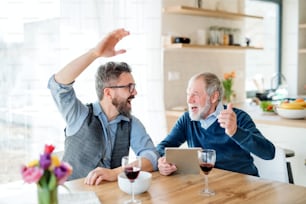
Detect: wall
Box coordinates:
(163, 50, 246, 109)
(162, 0, 250, 109)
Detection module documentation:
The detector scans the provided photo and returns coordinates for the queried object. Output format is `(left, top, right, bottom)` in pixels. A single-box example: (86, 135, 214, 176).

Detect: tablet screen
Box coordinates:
(165, 147, 202, 174)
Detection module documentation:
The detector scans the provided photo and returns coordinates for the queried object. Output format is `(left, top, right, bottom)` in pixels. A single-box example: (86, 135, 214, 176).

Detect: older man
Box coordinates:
(157, 72, 275, 176)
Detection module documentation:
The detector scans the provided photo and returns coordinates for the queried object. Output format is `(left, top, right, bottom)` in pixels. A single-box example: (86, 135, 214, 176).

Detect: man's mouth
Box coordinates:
(189, 105, 198, 112)
(127, 96, 134, 105)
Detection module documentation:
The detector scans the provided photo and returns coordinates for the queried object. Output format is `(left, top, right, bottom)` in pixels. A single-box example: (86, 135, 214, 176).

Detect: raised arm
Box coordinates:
(55, 28, 130, 85)
(219, 105, 275, 160)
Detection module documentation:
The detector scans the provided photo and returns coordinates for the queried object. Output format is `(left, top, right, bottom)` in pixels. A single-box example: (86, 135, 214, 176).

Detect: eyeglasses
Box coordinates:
(106, 83, 136, 93)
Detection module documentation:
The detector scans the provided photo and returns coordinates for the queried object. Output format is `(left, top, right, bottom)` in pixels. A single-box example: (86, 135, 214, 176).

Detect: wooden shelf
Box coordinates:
(163, 5, 263, 20)
(299, 24, 306, 29)
(164, 43, 263, 50)
(299, 49, 306, 53)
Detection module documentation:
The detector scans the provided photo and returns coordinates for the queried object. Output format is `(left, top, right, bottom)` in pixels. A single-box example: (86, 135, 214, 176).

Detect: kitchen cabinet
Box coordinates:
(163, 5, 264, 50)
(257, 124, 306, 187)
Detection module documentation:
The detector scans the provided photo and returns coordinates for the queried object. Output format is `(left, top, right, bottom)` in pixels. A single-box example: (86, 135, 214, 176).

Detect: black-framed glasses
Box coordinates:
(106, 83, 136, 93)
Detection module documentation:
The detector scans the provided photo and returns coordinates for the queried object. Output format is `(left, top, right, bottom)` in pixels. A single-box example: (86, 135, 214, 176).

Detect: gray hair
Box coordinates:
(95, 62, 132, 100)
(191, 72, 224, 102)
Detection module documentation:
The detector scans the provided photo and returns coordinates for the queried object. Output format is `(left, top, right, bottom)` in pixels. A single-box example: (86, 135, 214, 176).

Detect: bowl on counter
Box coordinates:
(118, 171, 152, 195)
(276, 108, 306, 119)
(259, 101, 276, 115)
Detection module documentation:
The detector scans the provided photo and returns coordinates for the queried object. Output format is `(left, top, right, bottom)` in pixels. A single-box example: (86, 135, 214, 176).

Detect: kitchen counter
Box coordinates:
(234, 102, 306, 128)
(166, 103, 306, 131)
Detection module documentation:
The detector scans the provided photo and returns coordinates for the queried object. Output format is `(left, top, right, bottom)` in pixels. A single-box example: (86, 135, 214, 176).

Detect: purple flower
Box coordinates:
(39, 153, 51, 170)
(54, 165, 68, 179)
(54, 162, 72, 185)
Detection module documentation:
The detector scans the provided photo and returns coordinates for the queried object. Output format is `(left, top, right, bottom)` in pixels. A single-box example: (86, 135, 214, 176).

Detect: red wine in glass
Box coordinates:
(124, 167, 140, 181)
(199, 163, 214, 175)
(198, 149, 216, 196)
(122, 156, 142, 204)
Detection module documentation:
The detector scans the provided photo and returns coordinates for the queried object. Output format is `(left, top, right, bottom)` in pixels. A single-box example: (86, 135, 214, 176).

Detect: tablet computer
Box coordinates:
(165, 147, 202, 174)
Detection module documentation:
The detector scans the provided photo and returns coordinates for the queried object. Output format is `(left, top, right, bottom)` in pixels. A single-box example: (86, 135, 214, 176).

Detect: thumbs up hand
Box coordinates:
(218, 103, 237, 136)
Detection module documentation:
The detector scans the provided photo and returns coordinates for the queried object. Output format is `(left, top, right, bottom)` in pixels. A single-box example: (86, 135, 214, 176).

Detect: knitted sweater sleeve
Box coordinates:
(156, 112, 189, 156)
(231, 108, 275, 160)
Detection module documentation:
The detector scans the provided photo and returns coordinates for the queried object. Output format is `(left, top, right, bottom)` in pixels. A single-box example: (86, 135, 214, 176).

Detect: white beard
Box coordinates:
(189, 98, 211, 121)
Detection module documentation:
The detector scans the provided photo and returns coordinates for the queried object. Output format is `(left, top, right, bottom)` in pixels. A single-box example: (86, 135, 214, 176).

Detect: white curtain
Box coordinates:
(0, 0, 166, 183)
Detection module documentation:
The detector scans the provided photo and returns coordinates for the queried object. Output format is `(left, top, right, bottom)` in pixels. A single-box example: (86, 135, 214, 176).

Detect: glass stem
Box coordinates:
(131, 181, 135, 201)
(204, 174, 209, 192)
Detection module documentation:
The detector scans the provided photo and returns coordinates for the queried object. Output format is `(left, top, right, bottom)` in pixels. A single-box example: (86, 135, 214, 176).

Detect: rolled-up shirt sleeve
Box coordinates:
(47, 75, 88, 136)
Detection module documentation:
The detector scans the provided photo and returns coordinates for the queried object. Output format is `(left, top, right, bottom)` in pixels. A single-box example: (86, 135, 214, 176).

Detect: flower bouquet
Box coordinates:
(21, 144, 72, 204)
(222, 71, 236, 103)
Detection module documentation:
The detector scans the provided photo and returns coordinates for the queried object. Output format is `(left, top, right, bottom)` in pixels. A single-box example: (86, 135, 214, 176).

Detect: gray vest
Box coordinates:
(63, 104, 131, 180)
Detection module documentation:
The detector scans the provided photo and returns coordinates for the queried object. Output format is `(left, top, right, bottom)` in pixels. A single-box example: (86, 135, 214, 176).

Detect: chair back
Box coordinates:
(252, 146, 289, 183)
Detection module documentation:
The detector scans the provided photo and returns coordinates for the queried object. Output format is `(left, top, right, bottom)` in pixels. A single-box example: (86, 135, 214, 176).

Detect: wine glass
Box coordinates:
(122, 156, 142, 204)
(198, 149, 216, 196)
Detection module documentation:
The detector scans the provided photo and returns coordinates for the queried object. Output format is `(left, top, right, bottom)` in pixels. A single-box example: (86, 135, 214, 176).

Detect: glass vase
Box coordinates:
(37, 185, 58, 204)
(224, 89, 233, 104)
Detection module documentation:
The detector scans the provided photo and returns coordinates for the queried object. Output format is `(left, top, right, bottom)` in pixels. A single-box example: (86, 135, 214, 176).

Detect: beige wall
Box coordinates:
(162, 0, 247, 109)
(163, 50, 246, 109)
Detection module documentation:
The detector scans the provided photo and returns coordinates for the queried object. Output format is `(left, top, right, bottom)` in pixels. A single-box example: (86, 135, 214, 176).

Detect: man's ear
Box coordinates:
(103, 87, 113, 99)
(211, 91, 219, 103)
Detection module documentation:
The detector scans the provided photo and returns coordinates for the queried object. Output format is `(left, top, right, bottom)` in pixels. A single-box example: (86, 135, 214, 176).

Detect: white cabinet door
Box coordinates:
(257, 124, 306, 187)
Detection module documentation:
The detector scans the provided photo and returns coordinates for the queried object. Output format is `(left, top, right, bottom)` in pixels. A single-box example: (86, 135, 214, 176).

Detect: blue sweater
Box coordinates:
(157, 107, 275, 176)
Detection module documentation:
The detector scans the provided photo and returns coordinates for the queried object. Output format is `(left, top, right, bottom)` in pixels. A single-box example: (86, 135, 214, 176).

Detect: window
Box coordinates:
(245, 0, 280, 96)
(0, 0, 164, 184)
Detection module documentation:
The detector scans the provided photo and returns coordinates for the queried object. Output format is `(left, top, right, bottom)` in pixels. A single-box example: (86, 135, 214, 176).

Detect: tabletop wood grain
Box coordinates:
(65, 168, 306, 204)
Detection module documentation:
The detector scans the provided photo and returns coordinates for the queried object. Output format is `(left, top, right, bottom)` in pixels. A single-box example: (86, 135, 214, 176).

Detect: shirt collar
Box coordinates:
(199, 101, 224, 129)
(213, 101, 224, 117)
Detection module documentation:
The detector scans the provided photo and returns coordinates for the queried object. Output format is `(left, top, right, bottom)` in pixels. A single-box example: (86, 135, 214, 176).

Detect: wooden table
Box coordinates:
(65, 169, 306, 204)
